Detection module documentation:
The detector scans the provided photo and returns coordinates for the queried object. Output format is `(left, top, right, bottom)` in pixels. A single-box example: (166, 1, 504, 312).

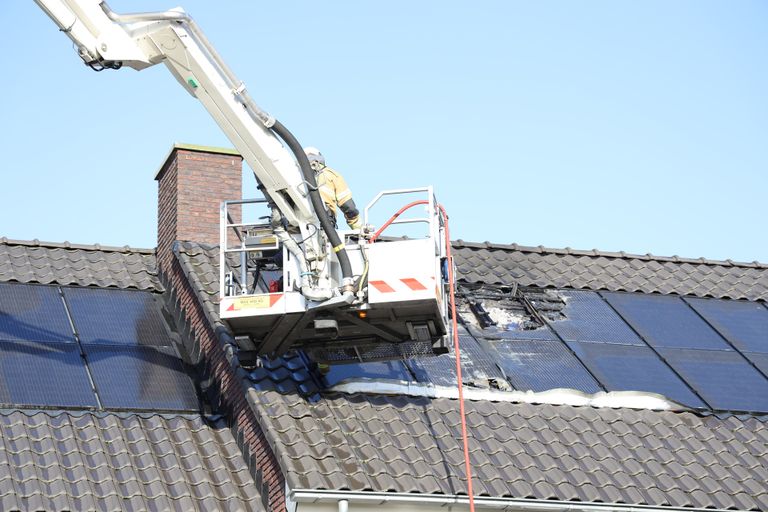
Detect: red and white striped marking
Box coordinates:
(370, 277, 431, 294)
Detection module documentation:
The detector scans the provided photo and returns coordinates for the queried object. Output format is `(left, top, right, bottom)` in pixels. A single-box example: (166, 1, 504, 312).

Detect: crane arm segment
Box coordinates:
(33, 0, 315, 229)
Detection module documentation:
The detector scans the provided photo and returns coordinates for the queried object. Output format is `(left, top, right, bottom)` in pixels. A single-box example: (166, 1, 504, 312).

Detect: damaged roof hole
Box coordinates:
(459, 284, 565, 337)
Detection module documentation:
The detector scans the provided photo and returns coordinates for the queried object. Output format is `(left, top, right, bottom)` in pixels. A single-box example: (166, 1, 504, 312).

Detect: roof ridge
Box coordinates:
(452, 239, 768, 270)
(0, 236, 155, 255)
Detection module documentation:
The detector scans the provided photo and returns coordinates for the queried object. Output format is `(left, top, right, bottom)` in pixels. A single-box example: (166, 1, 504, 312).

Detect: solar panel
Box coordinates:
(658, 348, 768, 413)
(489, 339, 602, 393)
(744, 352, 768, 377)
(0, 283, 74, 343)
(64, 287, 171, 345)
(407, 334, 507, 387)
(0, 341, 97, 408)
(567, 341, 705, 408)
(685, 298, 768, 354)
(323, 360, 412, 387)
(85, 345, 198, 411)
(407, 354, 456, 387)
(548, 291, 644, 345)
(602, 292, 731, 350)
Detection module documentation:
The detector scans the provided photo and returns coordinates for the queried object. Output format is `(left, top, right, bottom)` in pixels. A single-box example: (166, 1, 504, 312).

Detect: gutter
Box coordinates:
(288, 490, 751, 512)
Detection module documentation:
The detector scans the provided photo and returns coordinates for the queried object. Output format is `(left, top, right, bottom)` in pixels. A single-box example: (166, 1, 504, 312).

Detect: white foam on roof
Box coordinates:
(330, 380, 687, 412)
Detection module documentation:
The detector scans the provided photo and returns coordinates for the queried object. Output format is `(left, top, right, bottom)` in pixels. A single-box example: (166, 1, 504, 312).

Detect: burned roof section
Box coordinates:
(456, 283, 768, 413)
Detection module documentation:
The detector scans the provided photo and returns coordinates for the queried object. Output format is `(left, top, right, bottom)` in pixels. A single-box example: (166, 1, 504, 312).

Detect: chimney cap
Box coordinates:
(155, 143, 241, 180)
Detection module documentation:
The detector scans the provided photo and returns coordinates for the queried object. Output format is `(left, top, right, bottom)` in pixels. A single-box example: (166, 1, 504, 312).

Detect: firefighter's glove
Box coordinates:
(349, 217, 362, 230)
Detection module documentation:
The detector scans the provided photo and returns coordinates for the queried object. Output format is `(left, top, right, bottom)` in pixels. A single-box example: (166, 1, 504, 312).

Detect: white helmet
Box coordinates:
(303, 146, 325, 167)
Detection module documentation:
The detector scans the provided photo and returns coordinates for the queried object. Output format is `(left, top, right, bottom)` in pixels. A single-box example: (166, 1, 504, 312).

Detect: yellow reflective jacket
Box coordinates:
(315, 165, 360, 228)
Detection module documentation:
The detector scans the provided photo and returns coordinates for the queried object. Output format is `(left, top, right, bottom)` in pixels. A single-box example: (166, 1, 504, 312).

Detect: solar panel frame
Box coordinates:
(567, 341, 706, 409)
(548, 290, 645, 345)
(63, 287, 172, 346)
(84, 344, 198, 411)
(0, 340, 97, 408)
(602, 292, 731, 351)
(658, 348, 768, 413)
(0, 283, 75, 343)
(684, 298, 768, 354)
(489, 338, 602, 393)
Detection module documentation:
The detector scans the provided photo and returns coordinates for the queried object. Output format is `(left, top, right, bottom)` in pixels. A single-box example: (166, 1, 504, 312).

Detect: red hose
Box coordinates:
(368, 200, 428, 243)
(438, 204, 476, 512)
(370, 200, 476, 510)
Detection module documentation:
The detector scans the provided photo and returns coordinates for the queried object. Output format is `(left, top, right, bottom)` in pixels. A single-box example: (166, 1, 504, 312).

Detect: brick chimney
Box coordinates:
(154, 144, 287, 510)
(155, 143, 242, 273)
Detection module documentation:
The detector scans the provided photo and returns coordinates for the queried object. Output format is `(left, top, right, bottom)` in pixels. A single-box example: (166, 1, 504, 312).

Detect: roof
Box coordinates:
(3, 237, 767, 510)
(0, 410, 258, 511)
(0, 238, 262, 511)
(253, 391, 767, 510)
(0, 238, 162, 292)
(452, 240, 768, 301)
(175, 240, 768, 510)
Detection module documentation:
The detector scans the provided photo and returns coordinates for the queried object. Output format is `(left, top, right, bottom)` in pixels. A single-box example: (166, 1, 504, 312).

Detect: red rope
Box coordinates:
(438, 204, 476, 512)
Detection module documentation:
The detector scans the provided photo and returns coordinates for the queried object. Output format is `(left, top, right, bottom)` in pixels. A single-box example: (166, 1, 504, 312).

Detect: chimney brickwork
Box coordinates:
(155, 143, 287, 510)
(156, 144, 242, 273)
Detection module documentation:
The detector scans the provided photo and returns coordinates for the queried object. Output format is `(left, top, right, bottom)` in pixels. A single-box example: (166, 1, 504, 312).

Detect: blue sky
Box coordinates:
(1, 1, 766, 262)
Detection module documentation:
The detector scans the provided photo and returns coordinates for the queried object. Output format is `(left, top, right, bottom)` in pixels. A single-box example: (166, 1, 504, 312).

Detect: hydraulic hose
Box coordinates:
(269, 120, 354, 283)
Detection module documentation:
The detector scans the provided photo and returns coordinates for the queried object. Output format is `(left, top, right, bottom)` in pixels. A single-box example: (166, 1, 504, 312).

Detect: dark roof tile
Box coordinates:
(0, 410, 260, 511)
(0, 238, 161, 291)
(248, 391, 768, 509)
(453, 240, 768, 301)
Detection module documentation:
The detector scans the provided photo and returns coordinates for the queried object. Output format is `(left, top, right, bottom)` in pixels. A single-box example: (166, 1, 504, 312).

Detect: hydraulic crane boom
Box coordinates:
(35, 0, 313, 228)
(32, 0, 451, 365)
(35, 0, 353, 302)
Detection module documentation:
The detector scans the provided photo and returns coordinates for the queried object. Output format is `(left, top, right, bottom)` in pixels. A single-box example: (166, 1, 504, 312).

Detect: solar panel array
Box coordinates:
(6, 280, 765, 414)
(0, 283, 197, 412)
(497, 290, 768, 412)
(323, 286, 768, 413)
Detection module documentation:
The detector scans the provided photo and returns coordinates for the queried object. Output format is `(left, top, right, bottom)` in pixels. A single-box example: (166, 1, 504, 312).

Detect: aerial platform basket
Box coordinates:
(219, 188, 451, 365)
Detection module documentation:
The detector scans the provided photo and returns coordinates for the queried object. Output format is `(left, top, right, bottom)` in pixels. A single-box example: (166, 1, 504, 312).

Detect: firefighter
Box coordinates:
(304, 147, 362, 230)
